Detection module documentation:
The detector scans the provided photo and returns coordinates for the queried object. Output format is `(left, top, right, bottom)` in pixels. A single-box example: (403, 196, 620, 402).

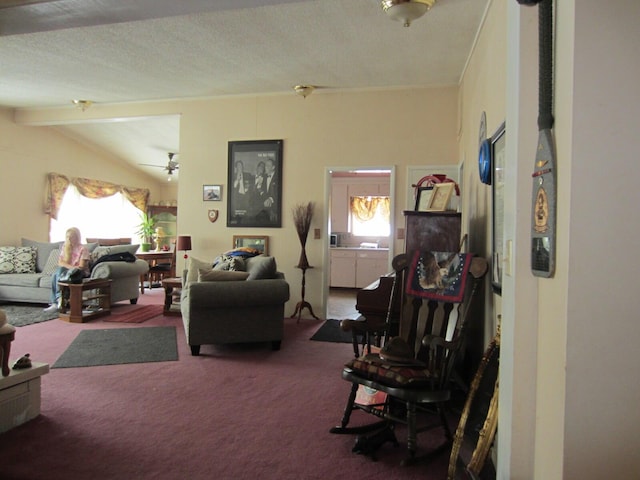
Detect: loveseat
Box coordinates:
(0, 239, 149, 305)
(181, 253, 290, 356)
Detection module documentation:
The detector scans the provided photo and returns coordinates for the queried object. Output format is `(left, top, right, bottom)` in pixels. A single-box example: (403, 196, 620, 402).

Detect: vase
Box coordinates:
(296, 247, 309, 269)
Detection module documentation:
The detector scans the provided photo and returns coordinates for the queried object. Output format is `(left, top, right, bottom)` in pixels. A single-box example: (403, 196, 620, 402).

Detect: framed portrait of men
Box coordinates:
(227, 139, 283, 228)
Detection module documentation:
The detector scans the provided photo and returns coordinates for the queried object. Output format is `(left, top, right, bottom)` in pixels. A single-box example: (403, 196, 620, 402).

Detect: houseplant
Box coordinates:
(136, 212, 156, 252)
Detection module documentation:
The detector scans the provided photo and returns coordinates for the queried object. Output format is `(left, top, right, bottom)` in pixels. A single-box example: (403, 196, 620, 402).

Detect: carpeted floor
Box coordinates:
(0, 303, 58, 327)
(3, 307, 453, 480)
(52, 326, 178, 368)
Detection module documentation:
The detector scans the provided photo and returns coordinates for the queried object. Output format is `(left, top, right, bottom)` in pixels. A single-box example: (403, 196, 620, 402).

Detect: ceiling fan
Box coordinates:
(139, 152, 179, 178)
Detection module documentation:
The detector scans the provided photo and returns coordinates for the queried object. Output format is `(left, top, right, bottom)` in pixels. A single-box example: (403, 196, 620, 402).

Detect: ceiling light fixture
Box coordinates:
(293, 85, 315, 99)
(72, 99, 93, 111)
(381, 0, 436, 27)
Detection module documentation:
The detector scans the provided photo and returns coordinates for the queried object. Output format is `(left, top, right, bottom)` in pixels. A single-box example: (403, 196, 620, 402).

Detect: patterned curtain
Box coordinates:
(350, 196, 390, 222)
(45, 172, 150, 220)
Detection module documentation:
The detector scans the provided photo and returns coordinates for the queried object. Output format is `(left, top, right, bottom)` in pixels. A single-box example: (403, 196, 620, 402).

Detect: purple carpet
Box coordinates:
(1, 290, 451, 479)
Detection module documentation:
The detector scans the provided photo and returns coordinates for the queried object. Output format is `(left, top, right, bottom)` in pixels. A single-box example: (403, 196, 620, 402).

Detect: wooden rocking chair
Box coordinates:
(330, 251, 488, 466)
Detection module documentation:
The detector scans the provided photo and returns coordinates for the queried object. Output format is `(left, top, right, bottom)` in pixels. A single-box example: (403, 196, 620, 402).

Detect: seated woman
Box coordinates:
(43, 227, 90, 313)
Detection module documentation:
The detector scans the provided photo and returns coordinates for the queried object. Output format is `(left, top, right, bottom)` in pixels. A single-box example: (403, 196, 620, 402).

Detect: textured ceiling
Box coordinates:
(0, 0, 489, 182)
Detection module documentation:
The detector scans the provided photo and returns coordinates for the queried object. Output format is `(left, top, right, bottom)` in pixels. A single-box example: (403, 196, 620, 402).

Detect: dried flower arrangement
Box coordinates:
(292, 202, 315, 269)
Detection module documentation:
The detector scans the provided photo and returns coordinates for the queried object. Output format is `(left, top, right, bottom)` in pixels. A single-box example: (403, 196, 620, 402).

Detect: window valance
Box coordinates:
(45, 173, 150, 220)
(350, 196, 390, 222)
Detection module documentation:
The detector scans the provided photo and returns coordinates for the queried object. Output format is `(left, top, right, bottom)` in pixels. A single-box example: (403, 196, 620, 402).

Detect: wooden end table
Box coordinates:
(58, 278, 112, 323)
(162, 277, 182, 316)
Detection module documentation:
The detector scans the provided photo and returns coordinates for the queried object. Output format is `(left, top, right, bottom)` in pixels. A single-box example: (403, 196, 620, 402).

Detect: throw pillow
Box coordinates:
(42, 249, 61, 275)
(108, 244, 140, 256)
(0, 246, 37, 274)
(21, 238, 63, 273)
(245, 255, 277, 280)
(213, 254, 246, 272)
(90, 246, 112, 265)
(198, 269, 250, 282)
(186, 256, 214, 285)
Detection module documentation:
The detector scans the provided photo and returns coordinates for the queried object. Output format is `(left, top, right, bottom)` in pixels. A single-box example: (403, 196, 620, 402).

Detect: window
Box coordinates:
(350, 196, 390, 237)
(50, 185, 142, 243)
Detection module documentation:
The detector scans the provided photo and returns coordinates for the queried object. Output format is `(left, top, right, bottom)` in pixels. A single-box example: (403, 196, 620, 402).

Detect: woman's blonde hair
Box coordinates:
(62, 227, 82, 263)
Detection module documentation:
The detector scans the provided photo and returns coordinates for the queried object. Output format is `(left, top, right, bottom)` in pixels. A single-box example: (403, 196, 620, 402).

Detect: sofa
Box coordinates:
(181, 253, 290, 356)
(0, 239, 149, 305)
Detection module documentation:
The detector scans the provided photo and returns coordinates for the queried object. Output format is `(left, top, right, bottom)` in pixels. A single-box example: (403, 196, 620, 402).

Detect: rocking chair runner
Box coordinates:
(330, 252, 488, 466)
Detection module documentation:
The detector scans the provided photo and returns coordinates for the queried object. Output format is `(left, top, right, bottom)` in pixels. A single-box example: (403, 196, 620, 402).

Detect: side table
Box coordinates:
(58, 278, 112, 323)
(162, 277, 182, 316)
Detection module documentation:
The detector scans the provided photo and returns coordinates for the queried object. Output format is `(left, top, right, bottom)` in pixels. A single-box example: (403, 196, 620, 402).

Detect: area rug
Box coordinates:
(0, 303, 58, 327)
(52, 326, 178, 368)
(103, 304, 164, 323)
(310, 319, 353, 343)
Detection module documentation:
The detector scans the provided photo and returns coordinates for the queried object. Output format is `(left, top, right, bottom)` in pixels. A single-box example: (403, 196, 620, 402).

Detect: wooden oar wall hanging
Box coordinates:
(517, 0, 557, 277)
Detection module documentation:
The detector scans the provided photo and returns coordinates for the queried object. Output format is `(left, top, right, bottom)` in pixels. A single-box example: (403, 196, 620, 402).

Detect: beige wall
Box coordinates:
(176, 87, 459, 312)
(6, 87, 460, 316)
(0, 107, 166, 246)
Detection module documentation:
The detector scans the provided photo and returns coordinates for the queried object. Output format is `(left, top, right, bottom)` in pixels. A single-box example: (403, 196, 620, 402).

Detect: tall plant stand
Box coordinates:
(289, 265, 319, 323)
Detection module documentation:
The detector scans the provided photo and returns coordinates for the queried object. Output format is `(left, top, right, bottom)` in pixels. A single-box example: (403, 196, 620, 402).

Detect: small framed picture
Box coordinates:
(427, 183, 455, 211)
(203, 185, 222, 201)
(414, 186, 434, 211)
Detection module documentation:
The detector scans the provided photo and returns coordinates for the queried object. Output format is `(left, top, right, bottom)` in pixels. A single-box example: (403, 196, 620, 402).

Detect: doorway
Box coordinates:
(323, 166, 396, 320)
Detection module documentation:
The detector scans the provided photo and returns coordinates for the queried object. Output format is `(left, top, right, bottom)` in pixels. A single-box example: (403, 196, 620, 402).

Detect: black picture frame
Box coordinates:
(491, 122, 506, 294)
(414, 186, 434, 211)
(227, 140, 283, 228)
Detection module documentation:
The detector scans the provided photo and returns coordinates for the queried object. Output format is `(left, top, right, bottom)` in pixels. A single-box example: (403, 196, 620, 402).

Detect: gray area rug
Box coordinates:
(310, 319, 353, 343)
(53, 326, 178, 368)
(0, 304, 58, 327)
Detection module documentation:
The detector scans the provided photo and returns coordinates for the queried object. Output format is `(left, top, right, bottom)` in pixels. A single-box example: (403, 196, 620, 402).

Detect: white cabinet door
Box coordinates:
(355, 250, 388, 288)
(330, 182, 349, 233)
(330, 250, 357, 287)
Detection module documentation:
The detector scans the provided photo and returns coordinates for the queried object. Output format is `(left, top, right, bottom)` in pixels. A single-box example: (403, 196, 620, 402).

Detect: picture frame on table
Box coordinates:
(232, 235, 269, 255)
(203, 185, 222, 201)
(414, 186, 434, 212)
(427, 183, 455, 211)
(227, 139, 283, 228)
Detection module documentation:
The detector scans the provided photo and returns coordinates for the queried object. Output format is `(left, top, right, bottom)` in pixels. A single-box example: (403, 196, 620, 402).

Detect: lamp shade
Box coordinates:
(176, 235, 192, 252)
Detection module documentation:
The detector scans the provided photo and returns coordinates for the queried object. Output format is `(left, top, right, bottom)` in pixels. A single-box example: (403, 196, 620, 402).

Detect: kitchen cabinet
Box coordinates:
(330, 182, 349, 233)
(355, 249, 388, 288)
(330, 248, 388, 288)
(330, 249, 356, 287)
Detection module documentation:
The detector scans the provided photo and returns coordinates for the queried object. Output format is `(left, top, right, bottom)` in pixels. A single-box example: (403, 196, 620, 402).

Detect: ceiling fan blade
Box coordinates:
(138, 163, 166, 168)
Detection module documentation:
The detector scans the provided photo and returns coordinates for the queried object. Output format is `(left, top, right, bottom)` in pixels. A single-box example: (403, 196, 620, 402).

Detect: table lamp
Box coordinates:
(176, 235, 192, 259)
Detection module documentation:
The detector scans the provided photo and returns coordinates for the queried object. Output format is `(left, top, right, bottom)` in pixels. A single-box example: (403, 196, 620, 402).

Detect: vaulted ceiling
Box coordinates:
(1, 0, 489, 182)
